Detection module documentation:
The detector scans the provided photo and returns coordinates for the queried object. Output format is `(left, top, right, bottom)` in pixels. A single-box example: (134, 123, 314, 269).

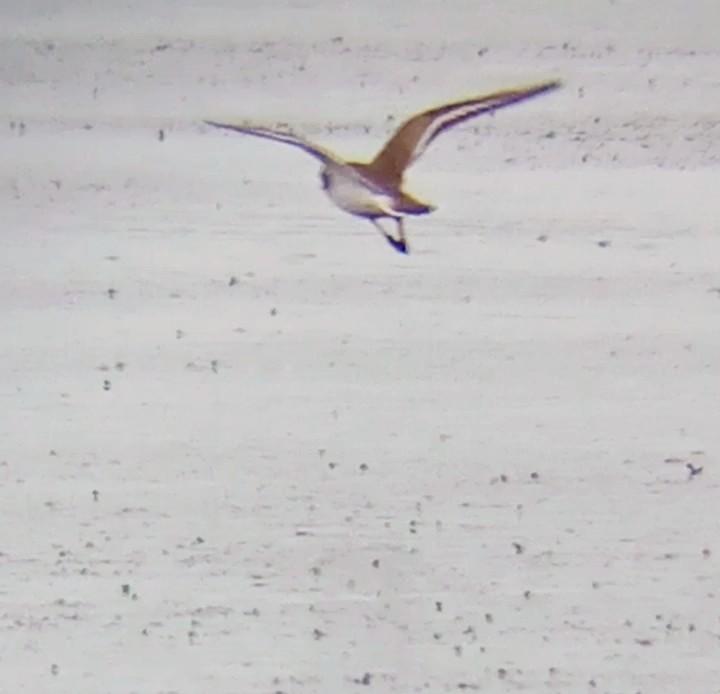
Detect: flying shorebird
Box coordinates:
(204, 79, 560, 255)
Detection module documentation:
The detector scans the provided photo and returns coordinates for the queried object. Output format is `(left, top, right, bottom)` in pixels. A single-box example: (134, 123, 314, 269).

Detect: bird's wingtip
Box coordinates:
(538, 78, 563, 91)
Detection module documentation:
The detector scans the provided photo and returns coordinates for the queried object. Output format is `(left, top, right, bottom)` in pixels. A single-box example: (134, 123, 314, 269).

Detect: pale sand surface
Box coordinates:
(2, 1, 720, 692)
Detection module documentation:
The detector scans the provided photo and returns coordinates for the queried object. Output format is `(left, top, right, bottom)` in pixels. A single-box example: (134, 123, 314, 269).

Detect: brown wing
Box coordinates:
(203, 121, 344, 165)
(367, 80, 561, 185)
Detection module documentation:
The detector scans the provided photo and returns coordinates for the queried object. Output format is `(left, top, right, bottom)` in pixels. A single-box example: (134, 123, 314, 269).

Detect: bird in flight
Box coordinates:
(205, 79, 560, 254)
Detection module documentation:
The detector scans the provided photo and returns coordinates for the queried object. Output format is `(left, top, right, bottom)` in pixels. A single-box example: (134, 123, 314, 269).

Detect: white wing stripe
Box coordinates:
(411, 103, 498, 162)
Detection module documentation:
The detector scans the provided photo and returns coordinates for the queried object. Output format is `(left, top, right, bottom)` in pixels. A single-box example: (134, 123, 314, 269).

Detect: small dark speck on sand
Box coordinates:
(687, 463, 703, 480)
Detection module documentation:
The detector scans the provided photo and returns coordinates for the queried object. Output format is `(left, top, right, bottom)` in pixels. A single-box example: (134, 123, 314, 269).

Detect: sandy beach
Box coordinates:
(2, 1, 720, 692)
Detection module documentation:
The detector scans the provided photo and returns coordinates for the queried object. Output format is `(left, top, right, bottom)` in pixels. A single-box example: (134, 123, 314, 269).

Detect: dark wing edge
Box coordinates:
(368, 79, 562, 183)
(416, 80, 562, 158)
(203, 120, 339, 165)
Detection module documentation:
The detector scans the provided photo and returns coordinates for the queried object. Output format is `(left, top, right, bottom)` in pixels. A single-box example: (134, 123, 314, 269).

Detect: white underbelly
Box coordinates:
(325, 172, 394, 217)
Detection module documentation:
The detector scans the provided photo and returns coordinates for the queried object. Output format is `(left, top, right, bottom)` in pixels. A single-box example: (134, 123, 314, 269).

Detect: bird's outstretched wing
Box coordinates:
(367, 80, 561, 184)
(203, 121, 344, 166)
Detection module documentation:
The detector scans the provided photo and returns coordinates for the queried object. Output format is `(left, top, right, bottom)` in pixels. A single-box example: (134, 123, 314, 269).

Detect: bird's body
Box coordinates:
(322, 162, 434, 217)
(205, 80, 560, 254)
(321, 164, 393, 217)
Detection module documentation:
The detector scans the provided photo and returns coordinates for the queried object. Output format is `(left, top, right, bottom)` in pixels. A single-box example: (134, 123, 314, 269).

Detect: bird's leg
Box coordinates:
(369, 218, 392, 241)
(394, 217, 409, 254)
(369, 218, 408, 255)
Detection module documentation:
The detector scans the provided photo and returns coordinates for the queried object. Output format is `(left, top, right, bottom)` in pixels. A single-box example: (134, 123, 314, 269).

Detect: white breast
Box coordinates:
(323, 168, 394, 217)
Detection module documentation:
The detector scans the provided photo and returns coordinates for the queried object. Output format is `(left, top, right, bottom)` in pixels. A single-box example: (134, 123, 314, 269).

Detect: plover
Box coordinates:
(205, 79, 560, 254)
